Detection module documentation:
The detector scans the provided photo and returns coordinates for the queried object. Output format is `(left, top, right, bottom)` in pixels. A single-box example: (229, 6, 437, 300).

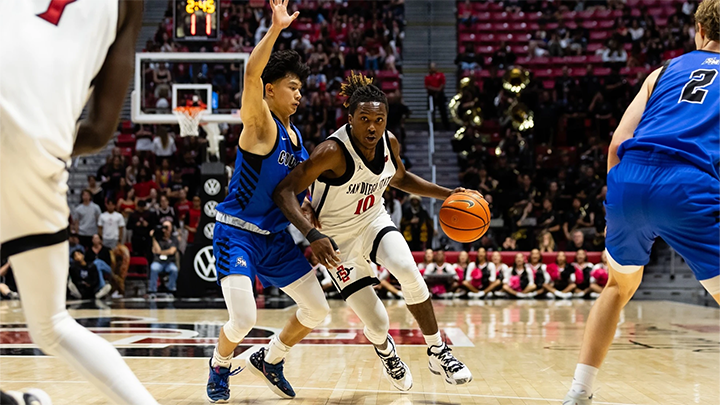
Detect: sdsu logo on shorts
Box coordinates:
(335, 265, 353, 283)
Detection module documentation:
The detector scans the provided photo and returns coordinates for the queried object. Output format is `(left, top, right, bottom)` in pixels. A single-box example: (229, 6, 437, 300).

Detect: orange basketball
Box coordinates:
(439, 192, 491, 243)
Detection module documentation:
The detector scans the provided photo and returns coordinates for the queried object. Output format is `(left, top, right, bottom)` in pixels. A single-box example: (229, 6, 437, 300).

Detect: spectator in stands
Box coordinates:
(155, 195, 177, 227)
(73, 190, 102, 249)
(417, 249, 434, 274)
(68, 233, 85, 263)
(87, 175, 105, 208)
(134, 125, 154, 156)
(589, 251, 608, 297)
(569, 29, 588, 55)
(453, 251, 471, 290)
(537, 198, 561, 243)
(569, 230, 592, 252)
(548, 32, 564, 57)
(153, 63, 172, 98)
(544, 252, 574, 299)
(125, 155, 141, 186)
(502, 253, 536, 298)
(179, 151, 201, 195)
(184, 195, 202, 245)
(528, 248, 551, 298)
(492, 41, 517, 68)
(538, 231, 556, 253)
(425, 62, 449, 130)
(572, 249, 594, 298)
(174, 189, 191, 227)
(84, 234, 114, 299)
(133, 167, 159, 202)
(463, 247, 501, 298)
(98, 199, 125, 249)
(127, 200, 156, 260)
(152, 126, 177, 164)
(563, 198, 592, 242)
(387, 91, 410, 143)
(67, 250, 105, 299)
(455, 43, 482, 72)
(0, 260, 18, 300)
(383, 189, 402, 229)
(148, 221, 179, 299)
(155, 158, 175, 194)
(423, 249, 458, 298)
(401, 195, 434, 251)
(629, 19, 645, 42)
(117, 187, 137, 225)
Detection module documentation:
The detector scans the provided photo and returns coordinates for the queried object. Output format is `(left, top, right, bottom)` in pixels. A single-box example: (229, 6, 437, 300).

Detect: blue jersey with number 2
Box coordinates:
(618, 50, 720, 179)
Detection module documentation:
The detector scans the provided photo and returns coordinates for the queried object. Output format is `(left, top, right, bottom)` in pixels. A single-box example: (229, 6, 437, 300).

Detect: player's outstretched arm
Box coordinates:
(387, 133, 482, 200)
(72, 0, 143, 157)
(240, 0, 299, 140)
(273, 142, 345, 267)
(608, 66, 662, 172)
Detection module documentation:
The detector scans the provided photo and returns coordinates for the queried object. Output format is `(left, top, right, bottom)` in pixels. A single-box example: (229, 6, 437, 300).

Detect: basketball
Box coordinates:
(439, 192, 491, 243)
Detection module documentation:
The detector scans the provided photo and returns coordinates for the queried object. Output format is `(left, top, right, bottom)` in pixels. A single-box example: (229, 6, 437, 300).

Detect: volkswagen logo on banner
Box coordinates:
(203, 222, 216, 239)
(204, 200, 218, 218)
(204, 179, 221, 196)
(193, 246, 217, 282)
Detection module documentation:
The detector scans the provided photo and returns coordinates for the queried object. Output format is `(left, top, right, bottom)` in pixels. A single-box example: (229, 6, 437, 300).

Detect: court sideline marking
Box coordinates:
(0, 380, 650, 405)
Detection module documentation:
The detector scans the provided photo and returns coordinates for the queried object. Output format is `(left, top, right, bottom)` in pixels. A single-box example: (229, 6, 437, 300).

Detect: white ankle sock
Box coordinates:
(570, 363, 598, 397)
(264, 336, 292, 365)
(211, 347, 233, 368)
(424, 332, 443, 352)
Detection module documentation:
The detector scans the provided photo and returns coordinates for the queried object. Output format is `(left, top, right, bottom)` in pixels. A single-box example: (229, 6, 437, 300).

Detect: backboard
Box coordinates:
(132, 52, 248, 124)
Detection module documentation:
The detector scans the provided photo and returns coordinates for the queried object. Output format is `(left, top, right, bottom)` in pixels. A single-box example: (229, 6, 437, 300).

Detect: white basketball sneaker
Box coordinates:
(375, 335, 413, 391)
(427, 343, 473, 385)
(563, 391, 593, 405)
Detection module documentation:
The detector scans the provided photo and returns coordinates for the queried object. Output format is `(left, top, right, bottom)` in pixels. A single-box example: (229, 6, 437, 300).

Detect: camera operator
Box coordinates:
(148, 220, 178, 299)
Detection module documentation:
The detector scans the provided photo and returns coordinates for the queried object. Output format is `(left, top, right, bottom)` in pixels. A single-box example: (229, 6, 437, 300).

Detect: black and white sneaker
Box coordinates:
(1, 389, 52, 405)
(427, 343, 473, 385)
(374, 335, 413, 391)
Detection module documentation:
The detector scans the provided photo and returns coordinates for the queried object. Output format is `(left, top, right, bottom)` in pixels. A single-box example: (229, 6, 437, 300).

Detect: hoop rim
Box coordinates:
(174, 106, 207, 116)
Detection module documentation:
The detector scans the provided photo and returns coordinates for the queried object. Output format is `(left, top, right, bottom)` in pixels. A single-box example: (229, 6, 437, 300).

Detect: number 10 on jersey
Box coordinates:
(354, 195, 376, 215)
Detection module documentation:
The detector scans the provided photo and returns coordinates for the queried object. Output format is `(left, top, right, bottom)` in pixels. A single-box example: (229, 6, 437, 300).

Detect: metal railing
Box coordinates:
(427, 95, 438, 231)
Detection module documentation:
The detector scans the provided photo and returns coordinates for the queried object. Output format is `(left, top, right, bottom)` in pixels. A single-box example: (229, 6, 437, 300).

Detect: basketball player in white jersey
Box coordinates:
(0, 1, 158, 403)
(274, 73, 478, 389)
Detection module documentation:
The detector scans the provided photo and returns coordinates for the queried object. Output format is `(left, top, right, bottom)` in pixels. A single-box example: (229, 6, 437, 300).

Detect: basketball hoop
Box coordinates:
(174, 106, 206, 137)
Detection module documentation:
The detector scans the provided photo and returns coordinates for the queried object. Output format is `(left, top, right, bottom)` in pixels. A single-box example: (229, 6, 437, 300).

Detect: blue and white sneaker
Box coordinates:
(247, 347, 296, 398)
(206, 359, 243, 403)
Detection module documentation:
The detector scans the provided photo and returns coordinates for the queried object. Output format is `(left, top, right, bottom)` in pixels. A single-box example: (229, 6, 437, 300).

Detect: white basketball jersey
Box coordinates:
(311, 125, 397, 238)
(0, 0, 119, 161)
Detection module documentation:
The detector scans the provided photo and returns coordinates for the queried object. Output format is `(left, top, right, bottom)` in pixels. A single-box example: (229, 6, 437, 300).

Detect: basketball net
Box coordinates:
(174, 106, 206, 137)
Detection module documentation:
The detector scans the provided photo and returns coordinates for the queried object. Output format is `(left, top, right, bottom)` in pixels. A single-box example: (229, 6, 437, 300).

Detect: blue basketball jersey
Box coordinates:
(618, 50, 720, 179)
(216, 115, 308, 234)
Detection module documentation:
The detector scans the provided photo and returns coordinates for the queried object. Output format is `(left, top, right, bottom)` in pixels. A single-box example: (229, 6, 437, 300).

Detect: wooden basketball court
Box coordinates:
(1, 298, 718, 404)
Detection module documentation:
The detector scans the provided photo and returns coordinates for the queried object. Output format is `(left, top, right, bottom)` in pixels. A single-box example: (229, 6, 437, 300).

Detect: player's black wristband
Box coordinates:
(306, 228, 339, 251)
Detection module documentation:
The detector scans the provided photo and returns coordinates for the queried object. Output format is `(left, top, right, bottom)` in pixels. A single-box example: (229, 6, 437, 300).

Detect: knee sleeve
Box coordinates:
(375, 231, 430, 305)
(26, 310, 76, 356)
(346, 287, 389, 346)
(281, 271, 330, 329)
(221, 275, 257, 342)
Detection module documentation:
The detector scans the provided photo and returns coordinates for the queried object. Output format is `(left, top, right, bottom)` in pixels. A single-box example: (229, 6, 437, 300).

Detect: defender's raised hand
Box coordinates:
(270, 0, 299, 29)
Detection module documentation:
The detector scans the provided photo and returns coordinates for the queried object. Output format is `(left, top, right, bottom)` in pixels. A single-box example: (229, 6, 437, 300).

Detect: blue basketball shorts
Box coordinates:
(212, 222, 312, 288)
(605, 151, 720, 281)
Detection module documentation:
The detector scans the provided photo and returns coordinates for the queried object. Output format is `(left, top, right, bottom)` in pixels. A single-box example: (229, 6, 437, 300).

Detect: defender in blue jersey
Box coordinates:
(205, 1, 330, 402)
(564, 2, 720, 404)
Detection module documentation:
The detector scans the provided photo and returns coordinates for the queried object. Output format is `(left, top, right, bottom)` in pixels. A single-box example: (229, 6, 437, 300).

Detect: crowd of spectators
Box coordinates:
(143, 0, 408, 151)
(443, 0, 701, 254)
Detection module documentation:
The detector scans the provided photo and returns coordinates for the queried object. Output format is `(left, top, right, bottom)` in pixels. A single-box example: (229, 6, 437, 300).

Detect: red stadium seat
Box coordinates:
(542, 80, 556, 89)
(593, 67, 611, 76)
(587, 43, 603, 53)
(582, 20, 598, 29)
(577, 10, 594, 20)
(459, 33, 478, 44)
(476, 12, 492, 21)
(476, 45, 496, 55)
(530, 57, 550, 66)
(598, 20, 615, 29)
(511, 45, 528, 54)
(525, 11, 542, 21)
(381, 81, 399, 91)
(374, 71, 400, 81)
(663, 49, 684, 60)
(587, 54, 603, 64)
(493, 22, 512, 31)
(590, 31, 610, 41)
(116, 134, 136, 148)
(595, 10, 613, 19)
(534, 68, 554, 78)
(477, 33, 495, 43)
(565, 55, 588, 66)
(476, 22, 493, 31)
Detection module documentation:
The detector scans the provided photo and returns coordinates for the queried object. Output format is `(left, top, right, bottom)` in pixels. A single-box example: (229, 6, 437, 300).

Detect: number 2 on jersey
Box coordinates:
(354, 195, 376, 215)
(679, 69, 718, 104)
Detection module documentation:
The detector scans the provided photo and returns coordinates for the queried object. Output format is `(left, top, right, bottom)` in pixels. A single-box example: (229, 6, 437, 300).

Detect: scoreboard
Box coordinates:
(174, 0, 220, 41)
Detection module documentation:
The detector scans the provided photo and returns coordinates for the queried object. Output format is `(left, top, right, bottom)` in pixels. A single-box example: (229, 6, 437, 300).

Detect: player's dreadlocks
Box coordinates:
(340, 72, 389, 114)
